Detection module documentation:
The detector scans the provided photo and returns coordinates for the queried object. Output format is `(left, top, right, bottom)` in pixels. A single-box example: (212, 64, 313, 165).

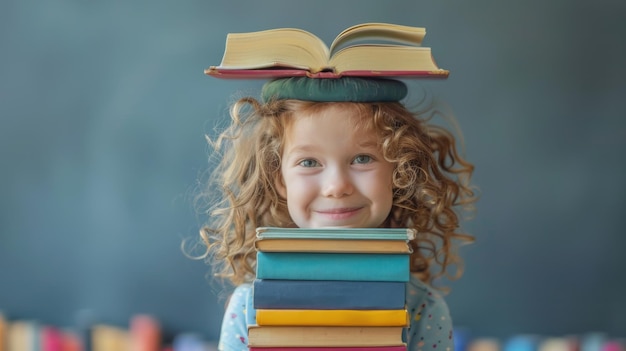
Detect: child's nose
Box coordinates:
(322, 168, 354, 198)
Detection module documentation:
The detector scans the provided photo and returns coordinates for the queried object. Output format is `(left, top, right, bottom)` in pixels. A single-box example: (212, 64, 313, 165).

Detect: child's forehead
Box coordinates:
(292, 102, 371, 120)
(283, 113, 381, 152)
(284, 103, 377, 140)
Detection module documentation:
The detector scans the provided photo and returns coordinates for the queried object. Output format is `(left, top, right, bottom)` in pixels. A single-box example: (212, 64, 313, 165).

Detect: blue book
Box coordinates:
(256, 252, 410, 282)
(253, 279, 406, 309)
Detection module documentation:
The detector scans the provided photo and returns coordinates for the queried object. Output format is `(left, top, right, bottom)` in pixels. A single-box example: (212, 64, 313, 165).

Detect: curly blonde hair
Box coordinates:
(195, 97, 476, 287)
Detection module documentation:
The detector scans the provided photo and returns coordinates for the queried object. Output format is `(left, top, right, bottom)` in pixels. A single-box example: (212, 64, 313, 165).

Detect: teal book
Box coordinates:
(256, 252, 410, 282)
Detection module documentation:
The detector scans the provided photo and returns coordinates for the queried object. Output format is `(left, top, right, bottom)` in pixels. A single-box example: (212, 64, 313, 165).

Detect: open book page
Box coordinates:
(329, 22, 426, 56)
(221, 28, 330, 69)
(330, 45, 437, 73)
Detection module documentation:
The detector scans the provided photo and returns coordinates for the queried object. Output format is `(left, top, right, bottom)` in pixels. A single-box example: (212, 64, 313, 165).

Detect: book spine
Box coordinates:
(256, 252, 409, 282)
(255, 309, 409, 327)
(91, 325, 130, 351)
(60, 330, 83, 351)
(41, 326, 63, 351)
(256, 227, 414, 240)
(247, 326, 404, 347)
(255, 238, 412, 254)
(205, 68, 449, 80)
(130, 315, 161, 351)
(74, 309, 95, 351)
(7, 321, 38, 351)
(172, 333, 208, 351)
(0, 313, 6, 351)
(253, 279, 406, 310)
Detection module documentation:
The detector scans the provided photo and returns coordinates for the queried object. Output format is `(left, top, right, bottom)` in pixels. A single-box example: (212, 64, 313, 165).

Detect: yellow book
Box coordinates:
(255, 309, 409, 327)
(254, 227, 414, 253)
(255, 238, 412, 253)
(92, 324, 130, 351)
(247, 325, 405, 347)
(7, 321, 36, 351)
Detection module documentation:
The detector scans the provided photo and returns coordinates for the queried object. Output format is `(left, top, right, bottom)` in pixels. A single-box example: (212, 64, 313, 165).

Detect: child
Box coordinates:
(196, 76, 477, 351)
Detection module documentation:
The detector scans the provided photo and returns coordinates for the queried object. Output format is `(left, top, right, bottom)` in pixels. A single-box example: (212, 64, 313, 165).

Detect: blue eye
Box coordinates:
(353, 155, 372, 164)
(299, 159, 319, 167)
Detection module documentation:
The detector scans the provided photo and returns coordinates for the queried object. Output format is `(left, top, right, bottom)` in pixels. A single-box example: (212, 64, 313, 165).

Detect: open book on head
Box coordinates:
(205, 22, 449, 79)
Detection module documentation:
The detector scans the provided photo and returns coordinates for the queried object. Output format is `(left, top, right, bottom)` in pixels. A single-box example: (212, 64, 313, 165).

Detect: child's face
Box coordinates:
(276, 104, 394, 228)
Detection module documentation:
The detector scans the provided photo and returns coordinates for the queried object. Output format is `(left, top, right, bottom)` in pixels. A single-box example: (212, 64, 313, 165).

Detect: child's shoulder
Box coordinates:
(226, 283, 252, 308)
(405, 276, 454, 349)
(224, 283, 256, 329)
(233, 282, 252, 293)
(406, 274, 449, 310)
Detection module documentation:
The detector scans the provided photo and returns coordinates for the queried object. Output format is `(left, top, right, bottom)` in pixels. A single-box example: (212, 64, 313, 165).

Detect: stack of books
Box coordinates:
(248, 227, 416, 351)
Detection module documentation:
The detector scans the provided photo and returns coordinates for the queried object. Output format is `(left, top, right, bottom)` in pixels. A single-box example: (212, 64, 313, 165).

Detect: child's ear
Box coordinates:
(275, 174, 287, 199)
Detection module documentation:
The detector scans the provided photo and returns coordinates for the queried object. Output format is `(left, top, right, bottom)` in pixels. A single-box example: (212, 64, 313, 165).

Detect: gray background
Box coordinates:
(1, 0, 625, 343)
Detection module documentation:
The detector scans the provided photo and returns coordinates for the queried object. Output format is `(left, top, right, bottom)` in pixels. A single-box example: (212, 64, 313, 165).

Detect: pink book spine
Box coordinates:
(601, 341, 625, 351)
(130, 314, 161, 351)
(41, 326, 64, 351)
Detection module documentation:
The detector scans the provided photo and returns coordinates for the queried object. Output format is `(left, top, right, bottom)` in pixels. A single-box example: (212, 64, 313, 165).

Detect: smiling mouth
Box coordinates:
(316, 207, 362, 219)
(318, 207, 361, 213)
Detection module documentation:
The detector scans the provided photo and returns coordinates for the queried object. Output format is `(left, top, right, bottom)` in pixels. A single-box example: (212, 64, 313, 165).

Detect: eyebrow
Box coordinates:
(357, 140, 379, 149)
(283, 144, 317, 155)
(285, 138, 381, 154)
(287, 140, 378, 152)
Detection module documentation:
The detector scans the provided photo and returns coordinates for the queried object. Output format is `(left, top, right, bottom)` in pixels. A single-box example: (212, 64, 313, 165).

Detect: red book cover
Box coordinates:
(61, 330, 83, 351)
(130, 314, 161, 351)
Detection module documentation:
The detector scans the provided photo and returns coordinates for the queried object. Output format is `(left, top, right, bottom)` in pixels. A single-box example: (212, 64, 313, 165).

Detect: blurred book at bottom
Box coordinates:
(247, 325, 405, 348)
(0, 311, 217, 351)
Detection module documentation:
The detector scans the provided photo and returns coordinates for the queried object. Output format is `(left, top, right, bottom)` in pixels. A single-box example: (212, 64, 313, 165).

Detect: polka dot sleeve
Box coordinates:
(217, 284, 253, 351)
(405, 276, 454, 351)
